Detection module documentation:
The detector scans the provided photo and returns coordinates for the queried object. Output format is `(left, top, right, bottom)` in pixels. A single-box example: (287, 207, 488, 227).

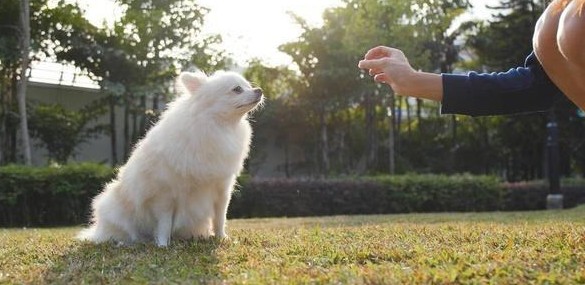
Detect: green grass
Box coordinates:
(2, 207, 585, 284)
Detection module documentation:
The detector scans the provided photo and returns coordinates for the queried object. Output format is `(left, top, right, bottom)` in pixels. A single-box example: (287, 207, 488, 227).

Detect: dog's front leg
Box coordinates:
(213, 189, 231, 239)
(155, 211, 173, 247)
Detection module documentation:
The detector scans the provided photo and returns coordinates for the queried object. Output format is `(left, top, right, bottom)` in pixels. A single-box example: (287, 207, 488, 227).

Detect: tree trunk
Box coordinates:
(109, 94, 118, 165)
(131, 99, 138, 143)
(395, 96, 402, 155)
(388, 92, 396, 174)
(0, 77, 5, 165)
(365, 91, 375, 171)
(123, 94, 130, 160)
(319, 106, 329, 177)
(137, 95, 146, 138)
(284, 138, 290, 178)
(416, 98, 422, 130)
(406, 97, 411, 134)
(17, 0, 32, 165)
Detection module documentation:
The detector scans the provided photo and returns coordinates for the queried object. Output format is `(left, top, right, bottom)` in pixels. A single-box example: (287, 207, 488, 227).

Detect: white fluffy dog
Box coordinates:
(78, 71, 263, 247)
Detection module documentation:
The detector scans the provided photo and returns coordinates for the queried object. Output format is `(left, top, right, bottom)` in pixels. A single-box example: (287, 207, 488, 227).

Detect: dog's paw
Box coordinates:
(156, 240, 170, 248)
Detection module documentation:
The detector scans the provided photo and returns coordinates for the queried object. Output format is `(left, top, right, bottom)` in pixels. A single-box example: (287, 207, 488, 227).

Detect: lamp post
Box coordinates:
(546, 111, 562, 209)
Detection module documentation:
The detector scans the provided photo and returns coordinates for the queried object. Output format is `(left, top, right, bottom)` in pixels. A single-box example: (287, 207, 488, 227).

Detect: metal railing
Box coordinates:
(28, 61, 100, 89)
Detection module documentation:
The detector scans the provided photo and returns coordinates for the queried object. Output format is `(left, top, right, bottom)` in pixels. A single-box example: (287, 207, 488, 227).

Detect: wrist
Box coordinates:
(404, 71, 443, 102)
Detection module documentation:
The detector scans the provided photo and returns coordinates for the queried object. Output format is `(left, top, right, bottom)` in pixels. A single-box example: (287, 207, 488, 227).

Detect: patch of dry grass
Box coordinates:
(2, 207, 585, 284)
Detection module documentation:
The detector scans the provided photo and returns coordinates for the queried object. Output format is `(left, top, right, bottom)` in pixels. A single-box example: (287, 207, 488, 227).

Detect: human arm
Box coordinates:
(357, 46, 443, 101)
(358, 46, 563, 116)
(441, 52, 563, 116)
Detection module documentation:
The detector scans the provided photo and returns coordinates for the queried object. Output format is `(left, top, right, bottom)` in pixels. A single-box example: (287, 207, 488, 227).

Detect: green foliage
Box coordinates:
(2, 207, 585, 284)
(0, 163, 114, 226)
(247, 0, 581, 181)
(1, 0, 228, 166)
(274, 0, 480, 176)
(467, 0, 543, 69)
(373, 174, 503, 211)
(229, 175, 505, 218)
(230, 175, 585, 218)
(0, 0, 21, 65)
(1, 0, 102, 165)
(3, 166, 585, 227)
(243, 60, 314, 176)
(28, 101, 108, 163)
(460, 0, 585, 180)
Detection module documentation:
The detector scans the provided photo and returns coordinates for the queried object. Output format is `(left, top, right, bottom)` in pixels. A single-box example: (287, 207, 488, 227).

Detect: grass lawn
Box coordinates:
(1, 207, 585, 284)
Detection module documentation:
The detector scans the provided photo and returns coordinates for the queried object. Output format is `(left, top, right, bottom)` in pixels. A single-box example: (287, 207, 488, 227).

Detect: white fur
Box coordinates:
(77, 71, 263, 247)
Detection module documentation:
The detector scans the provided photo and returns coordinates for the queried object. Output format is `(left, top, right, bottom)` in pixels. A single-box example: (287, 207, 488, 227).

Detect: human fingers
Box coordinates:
(369, 68, 381, 77)
(358, 58, 389, 70)
(374, 73, 390, 84)
(363, 46, 403, 60)
(363, 46, 391, 60)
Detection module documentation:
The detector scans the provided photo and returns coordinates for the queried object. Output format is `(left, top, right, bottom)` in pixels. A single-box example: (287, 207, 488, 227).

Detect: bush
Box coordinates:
(502, 180, 585, 211)
(0, 163, 114, 227)
(228, 174, 504, 218)
(2, 164, 584, 227)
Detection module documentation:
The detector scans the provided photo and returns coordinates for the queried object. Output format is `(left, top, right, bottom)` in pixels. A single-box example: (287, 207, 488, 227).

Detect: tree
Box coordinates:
(275, 0, 472, 176)
(17, 0, 32, 165)
(281, 8, 369, 176)
(0, 0, 22, 164)
(468, 0, 542, 69)
(0, 0, 92, 165)
(28, 101, 108, 164)
(462, 0, 585, 181)
(47, 0, 228, 164)
(244, 59, 305, 177)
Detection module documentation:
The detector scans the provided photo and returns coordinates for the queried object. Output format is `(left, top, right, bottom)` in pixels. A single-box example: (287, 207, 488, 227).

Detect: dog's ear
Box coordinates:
(178, 71, 207, 94)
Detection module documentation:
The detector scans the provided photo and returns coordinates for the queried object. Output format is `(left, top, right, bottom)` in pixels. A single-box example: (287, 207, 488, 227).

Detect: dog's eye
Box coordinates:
(232, 86, 243, 94)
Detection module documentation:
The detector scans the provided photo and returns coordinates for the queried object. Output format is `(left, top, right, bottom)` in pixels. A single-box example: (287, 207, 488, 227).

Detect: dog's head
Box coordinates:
(178, 71, 264, 119)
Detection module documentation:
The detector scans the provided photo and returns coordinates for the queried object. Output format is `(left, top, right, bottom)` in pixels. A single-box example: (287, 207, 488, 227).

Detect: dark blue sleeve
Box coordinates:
(440, 52, 563, 116)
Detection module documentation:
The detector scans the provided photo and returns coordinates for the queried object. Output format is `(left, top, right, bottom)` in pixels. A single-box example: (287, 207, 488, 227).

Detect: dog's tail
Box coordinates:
(76, 182, 120, 243)
(76, 223, 120, 243)
(76, 225, 97, 241)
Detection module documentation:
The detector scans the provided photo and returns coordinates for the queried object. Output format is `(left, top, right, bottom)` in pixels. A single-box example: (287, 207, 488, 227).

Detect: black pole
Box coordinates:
(546, 111, 562, 209)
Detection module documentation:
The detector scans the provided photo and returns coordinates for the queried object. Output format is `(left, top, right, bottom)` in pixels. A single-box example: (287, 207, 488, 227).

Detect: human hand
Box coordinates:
(358, 46, 443, 101)
(358, 46, 416, 93)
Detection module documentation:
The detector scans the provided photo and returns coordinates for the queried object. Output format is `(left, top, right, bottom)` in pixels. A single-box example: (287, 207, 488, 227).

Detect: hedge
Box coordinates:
(0, 163, 113, 227)
(228, 175, 503, 218)
(501, 180, 585, 211)
(1, 164, 585, 227)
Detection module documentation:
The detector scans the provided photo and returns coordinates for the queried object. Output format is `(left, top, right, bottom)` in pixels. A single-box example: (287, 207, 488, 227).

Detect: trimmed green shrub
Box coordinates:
(2, 164, 584, 227)
(0, 163, 114, 227)
(228, 174, 504, 218)
(502, 180, 585, 210)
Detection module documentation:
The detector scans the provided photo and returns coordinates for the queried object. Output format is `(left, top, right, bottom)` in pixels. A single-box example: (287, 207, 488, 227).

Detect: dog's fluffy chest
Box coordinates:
(149, 119, 252, 179)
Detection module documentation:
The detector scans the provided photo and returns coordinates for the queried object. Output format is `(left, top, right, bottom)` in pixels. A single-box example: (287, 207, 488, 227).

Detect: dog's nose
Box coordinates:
(253, 88, 263, 96)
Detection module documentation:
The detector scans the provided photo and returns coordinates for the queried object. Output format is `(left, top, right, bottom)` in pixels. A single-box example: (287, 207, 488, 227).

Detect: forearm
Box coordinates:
(400, 72, 443, 102)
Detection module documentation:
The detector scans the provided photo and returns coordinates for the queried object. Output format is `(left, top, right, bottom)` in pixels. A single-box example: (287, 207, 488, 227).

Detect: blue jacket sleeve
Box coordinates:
(440, 52, 563, 116)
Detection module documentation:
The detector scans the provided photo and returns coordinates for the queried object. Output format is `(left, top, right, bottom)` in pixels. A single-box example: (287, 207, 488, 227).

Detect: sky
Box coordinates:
(76, 0, 501, 67)
(196, 0, 344, 67)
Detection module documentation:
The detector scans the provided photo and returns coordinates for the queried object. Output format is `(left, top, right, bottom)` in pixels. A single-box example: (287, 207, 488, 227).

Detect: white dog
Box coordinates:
(77, 71, 263, 247)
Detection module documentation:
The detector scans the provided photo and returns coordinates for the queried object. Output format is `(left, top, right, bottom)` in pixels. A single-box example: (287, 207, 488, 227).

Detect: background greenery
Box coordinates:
(2, 2, 584, 283)
(0, 163, 113, 226)
(2, 164, 584, 227)
(1, 0, 584, 180)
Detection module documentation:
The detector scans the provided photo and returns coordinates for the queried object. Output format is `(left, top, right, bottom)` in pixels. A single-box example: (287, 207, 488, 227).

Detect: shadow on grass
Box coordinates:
(41, 239, 225, 284)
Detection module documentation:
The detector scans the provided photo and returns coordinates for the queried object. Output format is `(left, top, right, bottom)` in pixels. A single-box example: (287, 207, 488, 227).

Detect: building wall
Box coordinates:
(27, 81, 124, 166)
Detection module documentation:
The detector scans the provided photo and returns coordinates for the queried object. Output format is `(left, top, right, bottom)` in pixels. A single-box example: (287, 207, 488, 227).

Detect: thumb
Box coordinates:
(374, 74, 390, 84)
